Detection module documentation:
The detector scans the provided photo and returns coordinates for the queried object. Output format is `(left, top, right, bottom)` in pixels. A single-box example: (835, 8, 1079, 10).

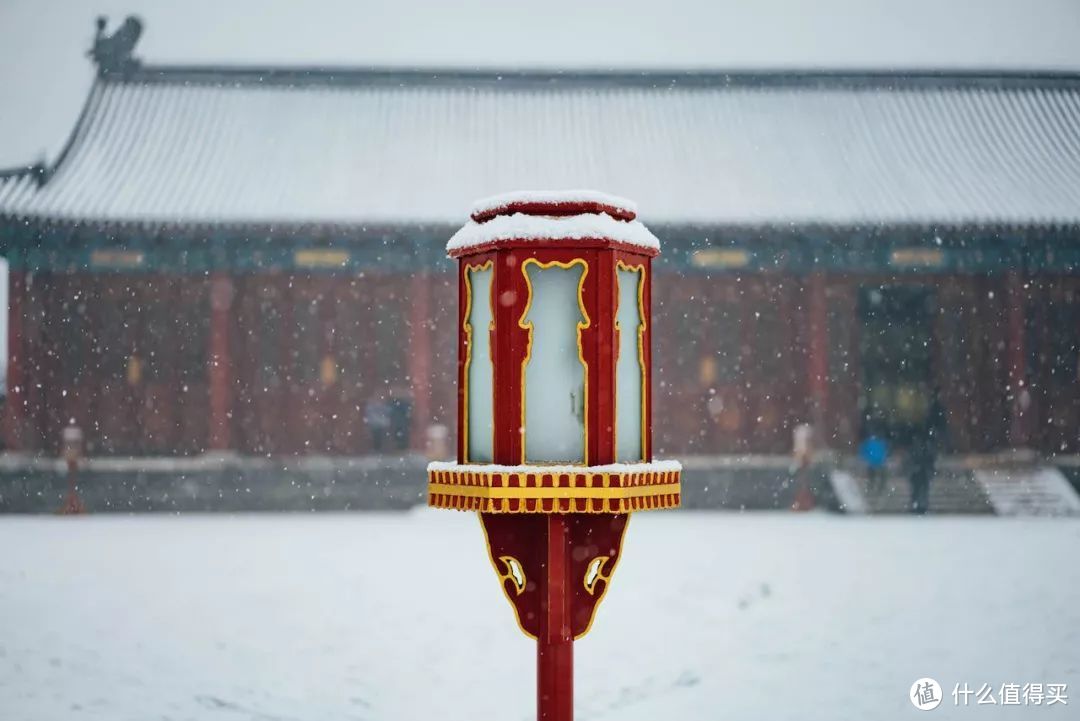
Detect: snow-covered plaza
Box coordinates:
(0, 511, 1076, 720)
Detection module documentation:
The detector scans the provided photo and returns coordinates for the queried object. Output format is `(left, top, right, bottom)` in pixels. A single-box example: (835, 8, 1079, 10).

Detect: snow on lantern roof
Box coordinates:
(449, 190, 660, 256)
(470, 190, 638, 222)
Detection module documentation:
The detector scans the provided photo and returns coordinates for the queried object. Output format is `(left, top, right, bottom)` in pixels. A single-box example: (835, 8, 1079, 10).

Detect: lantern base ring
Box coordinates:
(426, 460, 681, 513)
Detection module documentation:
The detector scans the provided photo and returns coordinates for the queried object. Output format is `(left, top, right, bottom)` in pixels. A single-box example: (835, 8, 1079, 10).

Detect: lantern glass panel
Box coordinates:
(466, 264, 495, 462)
(616, 265, 645, 462)
(521, 261, 588, 463)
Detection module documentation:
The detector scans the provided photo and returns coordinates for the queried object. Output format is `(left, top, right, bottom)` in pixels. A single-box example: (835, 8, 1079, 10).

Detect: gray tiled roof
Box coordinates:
(2, 69, 1080, 229)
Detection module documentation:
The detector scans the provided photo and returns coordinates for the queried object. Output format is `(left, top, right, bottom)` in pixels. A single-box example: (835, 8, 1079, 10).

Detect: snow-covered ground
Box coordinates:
(0, 511, 1077, 720)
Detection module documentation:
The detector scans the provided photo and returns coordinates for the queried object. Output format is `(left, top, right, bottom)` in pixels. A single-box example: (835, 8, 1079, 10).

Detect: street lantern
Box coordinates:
(427, 190, 681, 721)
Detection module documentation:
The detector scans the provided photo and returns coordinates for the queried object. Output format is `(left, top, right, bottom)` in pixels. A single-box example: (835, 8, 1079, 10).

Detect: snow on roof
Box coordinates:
(470, 190, 637, 222)
(0, 171, 38, 211)
(3, 70, 1080, 229)
(447, 207, 661, 255)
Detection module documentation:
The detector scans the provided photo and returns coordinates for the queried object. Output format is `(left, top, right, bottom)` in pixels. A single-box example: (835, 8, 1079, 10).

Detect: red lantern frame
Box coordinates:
(427, 194, 680, 721)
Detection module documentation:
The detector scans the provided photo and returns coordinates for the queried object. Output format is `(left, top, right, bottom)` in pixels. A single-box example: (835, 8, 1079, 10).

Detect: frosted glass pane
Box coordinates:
(522, 262, 588, 463)
(616, 266, 645, 462)
(466, 265, 494, 462)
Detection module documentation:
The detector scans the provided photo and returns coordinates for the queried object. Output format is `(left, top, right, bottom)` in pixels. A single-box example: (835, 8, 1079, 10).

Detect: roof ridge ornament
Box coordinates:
(0, 159, 46, 188)
(88, 15, 144, 78)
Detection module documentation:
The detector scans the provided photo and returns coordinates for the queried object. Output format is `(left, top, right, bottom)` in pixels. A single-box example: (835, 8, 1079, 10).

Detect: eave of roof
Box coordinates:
(122, 63, 1080, 92)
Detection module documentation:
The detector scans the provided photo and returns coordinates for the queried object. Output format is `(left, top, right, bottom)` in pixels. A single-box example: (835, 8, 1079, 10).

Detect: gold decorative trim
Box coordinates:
(427, 467, 681, 513)
(614, 260, 647, 462)
(890, 247, 945, 268)
(462, 260, 494, 463)
(496, 555, 526, 595)
(584, 556, 612, 595)
(518, 257, 591, 465)
(91, 249, 146, 268)
(690, 248, 750, 269)
(295, 248, 350, 268)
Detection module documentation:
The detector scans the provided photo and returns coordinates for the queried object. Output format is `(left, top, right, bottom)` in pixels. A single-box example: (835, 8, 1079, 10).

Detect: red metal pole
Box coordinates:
(409, 272, 433, 450)
(1006, 271, 1028, 448)
(208, 273, 233, 451)
(538, 513, 573, 721)
(806, 271, 829, 434)
(4, 271, 26, 451)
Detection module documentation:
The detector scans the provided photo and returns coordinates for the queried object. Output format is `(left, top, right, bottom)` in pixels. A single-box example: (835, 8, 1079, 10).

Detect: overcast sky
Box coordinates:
(2, 0, 1080, 167)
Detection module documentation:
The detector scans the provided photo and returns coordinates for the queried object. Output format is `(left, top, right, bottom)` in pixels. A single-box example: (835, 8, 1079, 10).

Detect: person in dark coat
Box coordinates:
(908, 391, 946, 514)
(860, 425, 889, 494)
(364, 397, 391, 453)
(387, 385, 414, 451)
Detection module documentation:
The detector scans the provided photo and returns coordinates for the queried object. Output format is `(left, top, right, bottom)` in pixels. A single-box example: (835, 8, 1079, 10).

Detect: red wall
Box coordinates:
(5, 270, 1077, 457)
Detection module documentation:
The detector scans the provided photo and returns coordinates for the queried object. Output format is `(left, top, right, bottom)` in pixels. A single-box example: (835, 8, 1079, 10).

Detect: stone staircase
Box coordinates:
(831, 465, 992, 514)
(832, 461, 1080, 516)
(975, 467, 1080, 516)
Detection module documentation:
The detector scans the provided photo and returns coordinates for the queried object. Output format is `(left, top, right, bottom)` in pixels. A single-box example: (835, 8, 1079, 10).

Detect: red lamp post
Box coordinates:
(58, 424, 86, 515)
(427, 191, 681, 721)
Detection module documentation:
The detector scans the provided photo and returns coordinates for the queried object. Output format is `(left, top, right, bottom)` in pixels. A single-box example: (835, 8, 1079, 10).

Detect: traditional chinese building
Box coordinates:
(1, 23, 1078, 457)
